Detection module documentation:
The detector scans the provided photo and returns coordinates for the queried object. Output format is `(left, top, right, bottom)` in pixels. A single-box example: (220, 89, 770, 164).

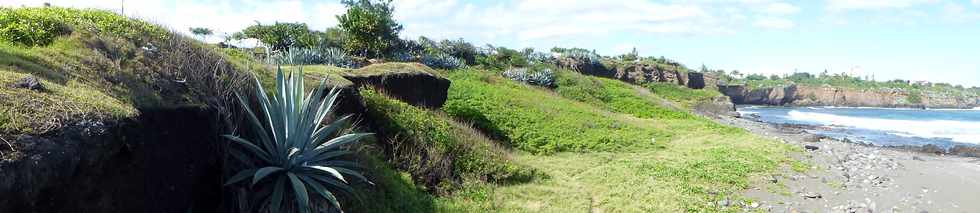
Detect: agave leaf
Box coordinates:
(252, 166, 284, 186)
(307, 173, 355, 196)
(235, 93, 274, 156)
(251, 77, 281, 161)
(310, 115, 353, 147)
(269, 177, 286, 213)
(298, 175, 342, 210)
(287, 173, 311, 213)
(333, 167, 372, 184)
(315, 133, 373, 151)
(225, 168, 257, 186)
(308, 150, 353, 164)
(306, 166, 347, 183)
(224, 135, 272, 163)
(321, 160, 365, 170)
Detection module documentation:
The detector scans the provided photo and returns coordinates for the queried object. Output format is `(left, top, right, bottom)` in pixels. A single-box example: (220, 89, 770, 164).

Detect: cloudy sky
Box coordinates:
(4, 0, 979, 87)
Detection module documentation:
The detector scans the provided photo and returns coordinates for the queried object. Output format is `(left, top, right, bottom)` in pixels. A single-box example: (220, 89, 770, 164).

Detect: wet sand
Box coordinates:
(717, 116, 980, 212)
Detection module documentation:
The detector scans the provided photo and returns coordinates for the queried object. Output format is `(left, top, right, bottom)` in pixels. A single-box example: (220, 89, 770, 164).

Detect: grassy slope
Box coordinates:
(432, 70, 798, 212)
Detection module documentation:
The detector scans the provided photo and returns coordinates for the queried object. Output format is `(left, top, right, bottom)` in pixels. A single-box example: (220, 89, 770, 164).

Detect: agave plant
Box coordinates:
(224, 66, 372, 213)
(503, 67, 556, 87)
(421, 53, 465, 70)
(271, 47, 357, 68)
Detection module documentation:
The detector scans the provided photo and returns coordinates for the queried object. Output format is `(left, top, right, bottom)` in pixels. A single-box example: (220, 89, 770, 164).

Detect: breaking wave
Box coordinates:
(786, 110, 980, 144)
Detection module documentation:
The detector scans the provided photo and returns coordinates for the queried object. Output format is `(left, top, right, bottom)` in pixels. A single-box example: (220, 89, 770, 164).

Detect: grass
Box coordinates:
(646, 82, 723, 108)
(0, 70, 135, 134)
(360, 89, 535, 193)
(429, 67, 798, 212)
(555, 70, 693, 119)
(443, 69, 672, 154)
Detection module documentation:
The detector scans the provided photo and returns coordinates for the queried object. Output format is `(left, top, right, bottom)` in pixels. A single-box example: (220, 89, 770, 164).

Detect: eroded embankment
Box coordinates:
(0, 107, 224, 213)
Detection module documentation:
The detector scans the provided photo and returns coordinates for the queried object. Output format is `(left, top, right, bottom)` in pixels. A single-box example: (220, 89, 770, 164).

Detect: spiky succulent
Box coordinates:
(503, 67, 556, 87)
(224, 66, 372, 213)
(271, 47, 357, 68)
(421, 53, 465, 70)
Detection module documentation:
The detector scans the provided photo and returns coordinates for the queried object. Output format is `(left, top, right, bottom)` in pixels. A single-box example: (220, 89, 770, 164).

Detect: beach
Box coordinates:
(718, 115, 980, 212)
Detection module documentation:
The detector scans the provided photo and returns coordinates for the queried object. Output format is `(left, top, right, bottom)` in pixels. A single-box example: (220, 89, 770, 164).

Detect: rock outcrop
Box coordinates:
(342, 63, 451, 109)
(717, 84, 980, 108)
(694, 96, 739, 118)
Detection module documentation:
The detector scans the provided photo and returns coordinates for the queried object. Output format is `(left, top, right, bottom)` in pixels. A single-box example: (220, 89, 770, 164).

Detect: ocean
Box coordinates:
(737, 106, 980, 148)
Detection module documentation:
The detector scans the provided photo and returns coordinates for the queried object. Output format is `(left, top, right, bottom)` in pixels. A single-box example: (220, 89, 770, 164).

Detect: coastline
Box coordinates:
(717, 115, 980, 212)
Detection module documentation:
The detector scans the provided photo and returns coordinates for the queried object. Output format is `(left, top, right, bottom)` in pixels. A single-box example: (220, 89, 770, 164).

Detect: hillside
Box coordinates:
(1, 6, 801, 213)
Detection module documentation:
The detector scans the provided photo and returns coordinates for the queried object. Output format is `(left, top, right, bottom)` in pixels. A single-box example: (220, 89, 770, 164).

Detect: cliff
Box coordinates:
(718, 84, 980, 109)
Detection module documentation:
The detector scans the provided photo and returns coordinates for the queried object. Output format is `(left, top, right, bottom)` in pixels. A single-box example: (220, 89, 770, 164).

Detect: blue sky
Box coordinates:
(4, 0, 979, 87)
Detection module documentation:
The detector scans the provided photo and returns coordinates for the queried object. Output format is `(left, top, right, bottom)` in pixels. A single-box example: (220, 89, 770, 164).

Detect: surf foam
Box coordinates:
(787, 110, 980, 144)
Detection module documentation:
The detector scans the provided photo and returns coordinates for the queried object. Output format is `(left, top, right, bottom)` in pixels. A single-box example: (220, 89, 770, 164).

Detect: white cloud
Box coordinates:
(826, 0, 936, 11)
(973, 0, 980, 5)
(763, 2, 800, 15)
(753, 17, 796, 29)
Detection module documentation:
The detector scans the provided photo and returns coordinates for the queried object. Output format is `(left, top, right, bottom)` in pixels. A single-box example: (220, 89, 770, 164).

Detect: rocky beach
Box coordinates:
(718, 116, 980, 212)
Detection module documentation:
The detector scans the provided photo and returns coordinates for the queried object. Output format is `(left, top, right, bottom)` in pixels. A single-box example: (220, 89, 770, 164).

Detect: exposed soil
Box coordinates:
(718, 116, 980, 212)
(0, 107, 226, 212)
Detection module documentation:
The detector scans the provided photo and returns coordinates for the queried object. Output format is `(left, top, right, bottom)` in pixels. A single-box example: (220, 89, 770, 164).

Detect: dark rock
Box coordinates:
(804, 145, 820, 151)
(802, 193, 822, 199)
(686, 72, 706, 89)
(694, 96, 738, 118)
(919, 144, 945, 155)
(717, 84, 748, 103)
(342, 63, 450, 109)
(949, 145, 980, 158)
(12, 75, 45, 91)
(802, 133, 822, 142)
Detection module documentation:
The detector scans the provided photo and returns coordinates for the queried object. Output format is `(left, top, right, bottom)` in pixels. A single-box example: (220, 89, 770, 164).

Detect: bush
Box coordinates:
(421, 53, 465, 70)
(475, 45, 528, 70)
(337, 0, 403, 58)
(0, 7, 166, 46)
(502, 67, 555, 87)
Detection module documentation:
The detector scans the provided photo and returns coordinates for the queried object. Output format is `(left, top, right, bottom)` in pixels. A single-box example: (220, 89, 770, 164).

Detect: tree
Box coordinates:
(189, 27, 213, 42)
(337, 0, 403, 58)
(232, 22, 313, 53)
(621, 47, 639, 62)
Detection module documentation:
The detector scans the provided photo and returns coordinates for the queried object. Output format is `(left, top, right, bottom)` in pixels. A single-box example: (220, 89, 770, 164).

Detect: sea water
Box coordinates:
(737, 106, 980, 148)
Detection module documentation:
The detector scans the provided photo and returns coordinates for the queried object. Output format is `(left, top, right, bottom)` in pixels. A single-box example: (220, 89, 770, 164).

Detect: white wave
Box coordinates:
(787, 110, 980, 144)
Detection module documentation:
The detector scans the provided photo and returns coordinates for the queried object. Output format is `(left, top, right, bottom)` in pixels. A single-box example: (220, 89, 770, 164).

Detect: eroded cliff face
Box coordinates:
(718, 84, 980, 109)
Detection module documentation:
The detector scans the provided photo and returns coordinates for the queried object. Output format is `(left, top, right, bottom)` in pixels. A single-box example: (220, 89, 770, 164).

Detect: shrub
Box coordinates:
(0, 8, 69, 46)
(502, 67, 555, 87)
(271, 47, 357, 68)
(337, 0, 403, 58)
(552, 47, 600, 66)
(421, 53, 465, 70)
(224, 67, 372, 213)
(475, 45, 529, 70)
(0, 7, 166, 46)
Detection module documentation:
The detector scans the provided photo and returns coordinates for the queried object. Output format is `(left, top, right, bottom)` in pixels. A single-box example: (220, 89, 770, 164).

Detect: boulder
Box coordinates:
(717, 84, 748, 103)
(694, 96, 738, 118)
(687, 72, 706, 89)
(342, 63, 450, 109)
(12, 75, 45, 91)
(802, 133, 822, 142)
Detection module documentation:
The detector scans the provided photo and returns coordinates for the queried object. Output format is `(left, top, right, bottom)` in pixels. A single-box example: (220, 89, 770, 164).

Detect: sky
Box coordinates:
(3, 0, 979, 87)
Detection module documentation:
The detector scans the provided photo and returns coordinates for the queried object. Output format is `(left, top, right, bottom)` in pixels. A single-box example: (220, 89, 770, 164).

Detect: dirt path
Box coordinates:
(717, 117, 980, 212)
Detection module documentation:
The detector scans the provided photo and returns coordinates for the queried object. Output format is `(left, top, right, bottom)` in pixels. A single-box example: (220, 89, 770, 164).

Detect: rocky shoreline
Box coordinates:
(719, 116, 980, 212)
(718, 84, 980, 109)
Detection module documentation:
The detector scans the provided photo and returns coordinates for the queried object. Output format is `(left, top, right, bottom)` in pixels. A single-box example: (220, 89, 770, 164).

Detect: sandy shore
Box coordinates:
(717, 116, 980, 212)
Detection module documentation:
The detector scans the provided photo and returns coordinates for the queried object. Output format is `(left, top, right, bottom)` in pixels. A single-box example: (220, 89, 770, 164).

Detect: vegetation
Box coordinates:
(224, 67, 372, 213)
(189, 27, 213, 41)
(420, 53, 465, 70)
(0, 7, 167, 46)
(337, 0, 403, 58)
(555, 70, 692, 119)
(233, 22, 316, 53)
(272, 47, 357, 68)
(361, 89, 534, 194)
(502, 66, 556, 88)
(443, 70, 670, 154)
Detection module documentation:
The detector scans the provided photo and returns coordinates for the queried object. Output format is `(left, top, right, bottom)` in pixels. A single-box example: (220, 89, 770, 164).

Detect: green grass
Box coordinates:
(646, 82, 723, 108)
(0, 70, 135, 133)
(443, 70, 672, 154)
(361, 89, 535, 191)
(429, 67, 797, 212)
(555, 70, 693, 119)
